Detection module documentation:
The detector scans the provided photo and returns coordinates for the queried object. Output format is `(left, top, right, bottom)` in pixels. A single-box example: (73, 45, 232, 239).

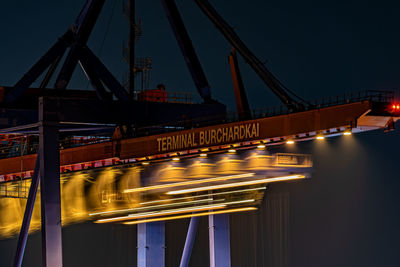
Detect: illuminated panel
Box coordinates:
(167, 174, 305, 195)
(123, 207, 257, 225)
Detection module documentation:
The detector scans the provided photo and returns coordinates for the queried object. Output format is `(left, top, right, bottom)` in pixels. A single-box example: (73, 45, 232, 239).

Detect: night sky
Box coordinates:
(0, 0, 400, 266)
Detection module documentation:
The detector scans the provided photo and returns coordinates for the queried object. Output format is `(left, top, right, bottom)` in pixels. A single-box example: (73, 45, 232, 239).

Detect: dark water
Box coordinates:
(0, 126, 399, 267)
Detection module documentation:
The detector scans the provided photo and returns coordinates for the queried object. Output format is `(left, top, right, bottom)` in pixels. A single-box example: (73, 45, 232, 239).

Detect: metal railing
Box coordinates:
(0, 90, 395, 160)
(250, 90, 395, 119)
(0, 180, 29, 198)
(0, 135, 111, 160)
(133, 90, 193, 104)
(134, 90, 397, 136)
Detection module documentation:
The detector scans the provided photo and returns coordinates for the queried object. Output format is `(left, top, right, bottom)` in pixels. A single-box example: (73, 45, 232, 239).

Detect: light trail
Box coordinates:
(123, 207, 258, 225)
(89, 198, 215, 216)
(139, 187, 266, 205)
(167, 174, 305, 195)
(94, 199, 255, 224)
(123, 173, 255, 193)
(95, 203, 226, 223)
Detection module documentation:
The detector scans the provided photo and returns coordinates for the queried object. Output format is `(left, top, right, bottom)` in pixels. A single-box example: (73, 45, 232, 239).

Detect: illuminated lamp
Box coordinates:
(390, 103, 400, 111)
(200, 153, 207, 157)
(257, 144, 266, 149)
(316, 134, 325, 140)
(343, 129, 352, 136)
(172, 157, 180, 161)
(286, 139, 294, 145)
(228, 149, 236, 153)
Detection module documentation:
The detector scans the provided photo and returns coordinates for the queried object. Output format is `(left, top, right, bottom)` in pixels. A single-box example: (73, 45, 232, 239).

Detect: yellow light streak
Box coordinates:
(139, 187, 266, 205)
(95, 203, 226, 223)
(316, 135, 325, 140)
(123, 207, 257, 225)
(343, 131, 352, 136)
(172, 157, 180, 161)
(95, 205, 226, 223)
(228, 149, 236, 153)
(200, 153, 207, 157)
(286, 140, 295, 144)
(167, 174, 305, 195)
(94, 199, 255, 224)
(257, 144, 266, 149)
(123, 173, 255, 193)
(89, 198, 215, 216)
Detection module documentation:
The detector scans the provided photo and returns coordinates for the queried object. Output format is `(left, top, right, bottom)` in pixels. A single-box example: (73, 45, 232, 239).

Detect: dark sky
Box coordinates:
(0, 0, 399, 266)
(1, 0, 400, 109)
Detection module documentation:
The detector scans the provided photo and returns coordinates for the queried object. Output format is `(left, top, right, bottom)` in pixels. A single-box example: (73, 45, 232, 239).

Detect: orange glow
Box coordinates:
(286, 140, 294, 145)
(122, 207, 258, 225)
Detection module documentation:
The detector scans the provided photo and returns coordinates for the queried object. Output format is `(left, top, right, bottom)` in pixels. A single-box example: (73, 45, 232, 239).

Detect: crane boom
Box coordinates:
(194, 0, 305, 111)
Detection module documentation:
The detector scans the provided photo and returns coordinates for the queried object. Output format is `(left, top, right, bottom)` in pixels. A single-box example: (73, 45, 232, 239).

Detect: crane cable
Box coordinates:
(85, 0, 119, 89)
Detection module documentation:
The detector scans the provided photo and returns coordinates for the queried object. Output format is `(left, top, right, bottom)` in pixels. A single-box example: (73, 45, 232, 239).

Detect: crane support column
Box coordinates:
(39, 98, 63, 267)
(209, 214, 231, 267)
(137, 222, 165, 267)
(179, 217, 199, 267)
(13, 153, 40, 267)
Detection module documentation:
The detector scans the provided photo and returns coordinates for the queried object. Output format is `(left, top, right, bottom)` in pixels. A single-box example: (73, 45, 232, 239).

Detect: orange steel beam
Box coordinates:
(0, 100, 396, 177)
(228, 47, 250, 120)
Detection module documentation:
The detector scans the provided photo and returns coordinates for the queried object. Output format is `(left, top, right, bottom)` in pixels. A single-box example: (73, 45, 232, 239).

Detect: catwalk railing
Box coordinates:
(0, 90, 395, 160)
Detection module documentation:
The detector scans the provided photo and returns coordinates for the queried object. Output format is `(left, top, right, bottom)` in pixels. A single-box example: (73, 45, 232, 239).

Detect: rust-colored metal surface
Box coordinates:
(119, 101, 372, 158)
(0, 101, 384, 176)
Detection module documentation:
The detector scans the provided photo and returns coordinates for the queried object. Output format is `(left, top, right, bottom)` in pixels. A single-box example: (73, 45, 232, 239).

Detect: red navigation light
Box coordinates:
(390, 103, 400, 112)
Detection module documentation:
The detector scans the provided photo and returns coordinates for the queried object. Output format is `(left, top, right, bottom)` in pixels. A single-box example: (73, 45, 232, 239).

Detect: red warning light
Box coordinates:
(390, 103, 400, 112)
